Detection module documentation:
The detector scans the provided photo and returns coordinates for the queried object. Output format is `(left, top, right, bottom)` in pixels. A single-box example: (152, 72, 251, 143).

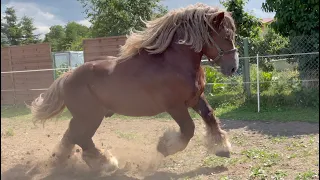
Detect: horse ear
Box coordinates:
(214, 12, 225, 26)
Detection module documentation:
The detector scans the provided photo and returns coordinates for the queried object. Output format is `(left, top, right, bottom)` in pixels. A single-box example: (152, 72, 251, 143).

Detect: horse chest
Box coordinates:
(185, 67, 205, 107)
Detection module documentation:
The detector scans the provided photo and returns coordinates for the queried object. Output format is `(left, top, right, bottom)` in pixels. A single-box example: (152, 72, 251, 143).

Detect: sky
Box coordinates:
(1, 0, 275, 39)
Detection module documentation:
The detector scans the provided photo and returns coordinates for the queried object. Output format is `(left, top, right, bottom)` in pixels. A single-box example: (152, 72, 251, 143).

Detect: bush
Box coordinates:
(55, 63, 69, 79)
(250, 65, 273, 92)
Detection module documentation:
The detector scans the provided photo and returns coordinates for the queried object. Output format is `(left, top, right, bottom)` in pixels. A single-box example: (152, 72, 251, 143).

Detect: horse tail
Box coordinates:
(29, 72, 71, 125)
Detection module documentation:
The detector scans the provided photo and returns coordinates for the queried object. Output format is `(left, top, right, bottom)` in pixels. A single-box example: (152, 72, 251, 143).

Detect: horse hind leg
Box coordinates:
(157, 106, 195, 157)
(63, 115, 119, 174)
(50, 130, 75, 165)
(63, 87, 118, 173)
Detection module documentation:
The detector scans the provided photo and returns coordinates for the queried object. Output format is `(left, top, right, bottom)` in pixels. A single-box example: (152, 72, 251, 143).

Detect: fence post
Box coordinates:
(243, 38, 251, 97)
(256, 54, 260, 113)
(8, 48, 16, 105)
(68, 51, 72, 71)
(52, 52, 56, 80)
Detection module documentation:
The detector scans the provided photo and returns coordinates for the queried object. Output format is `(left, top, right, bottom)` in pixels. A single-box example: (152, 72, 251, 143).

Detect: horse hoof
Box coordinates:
(103, 156, 119, 173)
(215, 151, 230, 158)
(157, 142, 168, 157)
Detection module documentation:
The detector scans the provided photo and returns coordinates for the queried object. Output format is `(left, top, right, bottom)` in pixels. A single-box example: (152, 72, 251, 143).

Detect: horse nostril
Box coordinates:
(231, 68, 235, 73)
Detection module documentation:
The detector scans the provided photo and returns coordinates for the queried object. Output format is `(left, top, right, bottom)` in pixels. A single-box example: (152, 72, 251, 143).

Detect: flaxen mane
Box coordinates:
(118, 3, 236, 59)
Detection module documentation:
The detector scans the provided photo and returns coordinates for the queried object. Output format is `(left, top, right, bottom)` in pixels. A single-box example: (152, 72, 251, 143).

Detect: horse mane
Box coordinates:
(117, 3, 236, 60)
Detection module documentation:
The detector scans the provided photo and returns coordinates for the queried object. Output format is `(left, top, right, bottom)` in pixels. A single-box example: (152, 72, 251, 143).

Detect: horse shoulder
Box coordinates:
(87, 57, 117, 76)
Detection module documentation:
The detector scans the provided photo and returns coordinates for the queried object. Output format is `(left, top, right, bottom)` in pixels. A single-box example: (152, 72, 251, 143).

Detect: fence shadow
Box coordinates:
(219, 118, 319, 137)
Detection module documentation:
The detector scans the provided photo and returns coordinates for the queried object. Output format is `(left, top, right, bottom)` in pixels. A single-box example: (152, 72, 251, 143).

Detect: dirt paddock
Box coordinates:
(1, 117, 319, 180)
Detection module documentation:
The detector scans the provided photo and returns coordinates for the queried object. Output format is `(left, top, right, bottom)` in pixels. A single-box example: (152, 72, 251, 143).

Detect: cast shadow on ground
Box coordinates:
(220, 119, 319, 137)
(1, 163, 227, 180)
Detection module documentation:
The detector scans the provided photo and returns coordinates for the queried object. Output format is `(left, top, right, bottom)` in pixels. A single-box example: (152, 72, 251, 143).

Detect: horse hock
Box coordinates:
(156, 127, 189, 157)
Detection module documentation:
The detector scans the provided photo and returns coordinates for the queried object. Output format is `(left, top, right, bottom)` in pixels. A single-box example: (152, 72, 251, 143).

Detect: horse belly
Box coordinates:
(110, 91, 165, 117)
(98, 82, 166, 117)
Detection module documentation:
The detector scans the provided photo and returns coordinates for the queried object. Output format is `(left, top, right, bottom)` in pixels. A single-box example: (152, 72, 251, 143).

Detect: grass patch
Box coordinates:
(269, 136, 288, 144)
(114, 131, 138, 140)
(295, 170, 318, 180)
(231, 133, 247, 145)
(1, 102, 318, 123)
(202, 156, 245, 167)
(249, 166, 269, 179)
(4, 128, 14, 137)
(241, 149, 281, 167)
(272, 170, 288, 180)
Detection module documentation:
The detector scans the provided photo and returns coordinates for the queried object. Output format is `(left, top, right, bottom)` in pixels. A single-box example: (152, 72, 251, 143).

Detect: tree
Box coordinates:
(262, 0, 318, 37)
(2, 7, 22, 45)
(221, 0, 262, 39)
(44, 25, 66, 52)
(262, 0, 319, 84)
(78, 0, 168, 37)
(1, 16, 9, 47)
(63, 22, 90, 50)
(20, 16, 40, 45)
(44, 22, 91, 51)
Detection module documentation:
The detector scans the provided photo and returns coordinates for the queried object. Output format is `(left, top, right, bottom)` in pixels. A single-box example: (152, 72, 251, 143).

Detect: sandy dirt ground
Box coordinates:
(1, 117, 319, 180)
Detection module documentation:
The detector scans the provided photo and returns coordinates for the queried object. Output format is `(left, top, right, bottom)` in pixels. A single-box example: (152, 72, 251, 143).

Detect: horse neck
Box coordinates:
(166, 41, 203, 73)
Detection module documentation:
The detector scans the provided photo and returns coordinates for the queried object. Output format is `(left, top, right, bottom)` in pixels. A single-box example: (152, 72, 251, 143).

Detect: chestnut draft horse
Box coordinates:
(30, 3, 239, 174)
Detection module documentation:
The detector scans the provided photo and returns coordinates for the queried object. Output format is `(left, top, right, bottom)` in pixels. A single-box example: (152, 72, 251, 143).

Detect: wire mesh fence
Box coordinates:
(1, 35, 319, 115)
(202, 34, 319, 113)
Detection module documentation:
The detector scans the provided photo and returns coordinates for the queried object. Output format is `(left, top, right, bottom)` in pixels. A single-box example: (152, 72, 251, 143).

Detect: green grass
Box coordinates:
(114, 130, 138, 140)
(295, 170, 319, 180)
(202, 156, 246, 167)
(1, 103, 318, 123)
(5, 128, 14, 137)
(241, 149, 281, 168)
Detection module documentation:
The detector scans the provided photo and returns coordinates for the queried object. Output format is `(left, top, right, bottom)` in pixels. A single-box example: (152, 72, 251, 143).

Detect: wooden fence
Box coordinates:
(83, 35, 127, 62)
(1, 43, 54, 105)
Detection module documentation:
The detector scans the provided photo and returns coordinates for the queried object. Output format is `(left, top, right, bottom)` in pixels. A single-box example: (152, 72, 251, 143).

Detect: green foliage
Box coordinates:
(250, 65, 273, 92)
(2, 7, 22, 46)
(78, 0, 168, 37)
(203, 61, 318, 111)
(262, 0, 318, 37)
(1, 7, 39, 46)
(20, 16, 40, 45)
(64, 22, 90, 50)
(44, 22, 90, 52)
(204, 67, 227, 94)
(44, 25, 66, 52)
(262, 29, 289, 54)
(221, 0, 262, 39)
(55, 63, 69, 78)
(262, 0, 319, 80)
(286, 35, 319, 82)
(221, 0, 289, 72)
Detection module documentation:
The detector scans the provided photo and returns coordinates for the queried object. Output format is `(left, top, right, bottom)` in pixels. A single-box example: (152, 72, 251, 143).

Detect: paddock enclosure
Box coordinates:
(1, 35, 319, 179)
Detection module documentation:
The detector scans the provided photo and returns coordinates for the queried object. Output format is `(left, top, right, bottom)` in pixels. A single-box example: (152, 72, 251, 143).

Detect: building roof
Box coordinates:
(261, 18, 274, 24)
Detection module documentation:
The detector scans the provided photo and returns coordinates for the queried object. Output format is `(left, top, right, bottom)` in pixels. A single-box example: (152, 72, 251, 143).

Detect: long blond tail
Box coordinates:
(29, 73, 70, 124)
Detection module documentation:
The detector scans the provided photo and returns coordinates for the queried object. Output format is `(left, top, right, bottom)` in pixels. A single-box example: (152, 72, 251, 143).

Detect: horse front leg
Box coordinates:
(193, 94, 231, 158)
(157, 106, 195, 157)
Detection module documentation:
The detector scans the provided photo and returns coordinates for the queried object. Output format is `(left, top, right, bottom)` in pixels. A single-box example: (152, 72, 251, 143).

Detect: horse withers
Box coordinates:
(29, 3, 239, 174)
